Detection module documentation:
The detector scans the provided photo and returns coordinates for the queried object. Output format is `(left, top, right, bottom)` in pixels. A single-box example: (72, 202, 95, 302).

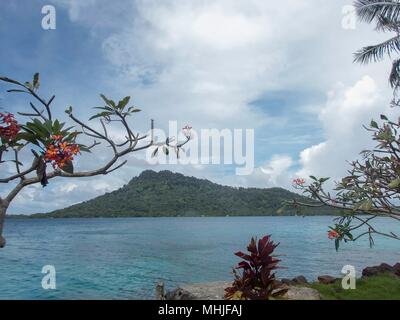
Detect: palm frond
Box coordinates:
(390, 58, 400, 88)
(354, 35, 400, 64)
(355, 0, 400, 23)
(375, 14, 400, 31)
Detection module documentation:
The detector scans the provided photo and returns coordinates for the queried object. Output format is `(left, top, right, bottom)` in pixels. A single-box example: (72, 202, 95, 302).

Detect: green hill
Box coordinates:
(31, 170, 334, 218)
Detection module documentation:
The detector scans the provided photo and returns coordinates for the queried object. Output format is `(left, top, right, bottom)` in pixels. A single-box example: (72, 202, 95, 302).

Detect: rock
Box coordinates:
(378, 263, 395, 273)
(155, 282, 165, 300)
(362, 266, 381, 277)
(281, 278, 295, 286)
(165, 287, 195, 300)
(169, 281, 320, 300)
(292, 276, 308, 285)
(272, 280, 283, 287)
(179, 281, 232, 300)
(284, 287, 322, 300)
(317, 275, 336, 285)
(362, 263, 396, 277)
(393, 263, 400, 276)
(272, 284, 290, 297)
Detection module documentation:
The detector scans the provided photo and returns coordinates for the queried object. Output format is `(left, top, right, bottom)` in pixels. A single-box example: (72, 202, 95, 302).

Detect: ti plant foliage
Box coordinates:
(225, 235, 287, 300)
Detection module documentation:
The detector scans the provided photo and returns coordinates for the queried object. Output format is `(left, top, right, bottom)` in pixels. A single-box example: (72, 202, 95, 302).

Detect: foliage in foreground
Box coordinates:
(309, 273, 400, 300)
(0, 73, 190, 247)
(225, 235, 287, 300)
(291, 0, 400, 250)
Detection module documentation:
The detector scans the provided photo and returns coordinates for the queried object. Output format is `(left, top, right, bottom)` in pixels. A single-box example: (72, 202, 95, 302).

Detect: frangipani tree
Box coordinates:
(292, 0, 400, 250)
(0, 74, 191, 248)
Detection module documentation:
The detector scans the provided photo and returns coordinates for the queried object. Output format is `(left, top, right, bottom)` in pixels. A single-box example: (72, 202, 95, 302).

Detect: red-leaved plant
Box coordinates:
(224, 235, 286, 300)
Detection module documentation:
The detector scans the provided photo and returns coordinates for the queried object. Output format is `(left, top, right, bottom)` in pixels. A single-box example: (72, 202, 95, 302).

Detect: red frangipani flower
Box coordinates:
(328, 230, 340, 240)
(44, 135, 80, 169)
(0, 112, 20, 142)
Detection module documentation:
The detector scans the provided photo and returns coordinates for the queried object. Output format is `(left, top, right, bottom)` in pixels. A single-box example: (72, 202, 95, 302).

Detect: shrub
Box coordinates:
(224, 235, 286, 300)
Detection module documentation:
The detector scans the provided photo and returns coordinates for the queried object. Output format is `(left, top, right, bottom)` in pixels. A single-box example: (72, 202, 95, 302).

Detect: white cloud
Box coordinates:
(297, 76, 392, 181)
(3, 0, 397, 214)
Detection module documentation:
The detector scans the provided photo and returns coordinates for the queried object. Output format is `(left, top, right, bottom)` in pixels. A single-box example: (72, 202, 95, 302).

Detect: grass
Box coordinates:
(309, 273, 400, 300)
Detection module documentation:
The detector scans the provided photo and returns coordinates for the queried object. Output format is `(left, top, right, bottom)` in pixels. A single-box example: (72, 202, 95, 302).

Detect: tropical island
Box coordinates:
(10, 170, 334, 218)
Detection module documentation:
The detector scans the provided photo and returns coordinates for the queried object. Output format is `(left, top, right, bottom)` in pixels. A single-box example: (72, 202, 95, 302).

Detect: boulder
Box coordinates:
(165, 287, 195, 300)
(292, 276, 308, 285)
(281, 278, 295, 286)
(362, 266, 381, 277)
(393, 263, 400, 276)
(378, 263, 395, 273)
(362, 263, 397, 277)
(155, 282, 166, 300)
(317, 275, 336, 285)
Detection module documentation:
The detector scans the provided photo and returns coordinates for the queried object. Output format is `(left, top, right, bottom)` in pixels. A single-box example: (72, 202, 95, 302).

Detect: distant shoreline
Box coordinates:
(6, 214, 341, 219)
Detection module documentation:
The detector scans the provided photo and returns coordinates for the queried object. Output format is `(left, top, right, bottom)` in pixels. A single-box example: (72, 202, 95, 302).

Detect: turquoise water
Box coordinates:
(0, 216, 399, 300)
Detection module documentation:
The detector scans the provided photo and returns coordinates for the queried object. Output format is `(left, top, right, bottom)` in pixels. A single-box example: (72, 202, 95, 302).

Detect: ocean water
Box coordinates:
(0, 216, 399, 300)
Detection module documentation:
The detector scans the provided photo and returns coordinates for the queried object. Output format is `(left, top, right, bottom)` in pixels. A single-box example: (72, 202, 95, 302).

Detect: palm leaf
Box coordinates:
(375, 14, 400, 31)
(354, 35, 400, 64)
(390, 58, 400, 88)
(355, 0, 400, 23)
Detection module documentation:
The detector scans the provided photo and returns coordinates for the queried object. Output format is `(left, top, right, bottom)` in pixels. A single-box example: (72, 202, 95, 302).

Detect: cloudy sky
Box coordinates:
(0, 0, 396, 214)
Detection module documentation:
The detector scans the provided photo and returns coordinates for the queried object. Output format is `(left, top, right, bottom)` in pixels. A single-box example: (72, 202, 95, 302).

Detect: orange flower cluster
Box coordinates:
(328, 230, 340, 240)
(44, 135, 80, 169)
(0, 112, 20, 141)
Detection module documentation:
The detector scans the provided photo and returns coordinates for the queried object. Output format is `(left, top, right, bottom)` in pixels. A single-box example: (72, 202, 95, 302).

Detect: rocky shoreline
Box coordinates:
(156, 262, 400, 300)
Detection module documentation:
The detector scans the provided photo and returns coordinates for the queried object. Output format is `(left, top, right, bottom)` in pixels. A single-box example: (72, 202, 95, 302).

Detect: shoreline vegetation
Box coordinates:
(8, 170, 339, 218)
(160, 263, 400, 300)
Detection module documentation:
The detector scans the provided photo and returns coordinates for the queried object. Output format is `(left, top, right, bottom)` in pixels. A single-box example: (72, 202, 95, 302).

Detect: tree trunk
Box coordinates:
(0, 202, 7, 248)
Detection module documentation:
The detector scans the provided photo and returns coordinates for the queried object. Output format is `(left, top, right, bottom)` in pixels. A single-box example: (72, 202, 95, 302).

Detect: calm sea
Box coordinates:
(0, 216, 399, 299)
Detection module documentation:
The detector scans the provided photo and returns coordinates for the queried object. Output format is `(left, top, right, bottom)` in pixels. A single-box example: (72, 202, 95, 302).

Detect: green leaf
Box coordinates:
(78, 145, 91, 153)
(128, 107, 141, 113)
(152, 148, 159, 158)
(33, 73, 40, 89)
(7, 89, 26, 93)
(388, 178, 400, 189)
(16, 132, 39, 146)
(163, 146, 169, 155)
(99, 94, 116, 109)
(89, 111, 112, 121)
(359, 199, 373, 211)
(65, 106, 73, 114)
(117, 96, 130, 110)
(370, 120, 379, 129)
(380, 114, 388, 121)
(62, 160, 74, 174)
(335, 239, 340, 252)
(0, 76, 21, 85)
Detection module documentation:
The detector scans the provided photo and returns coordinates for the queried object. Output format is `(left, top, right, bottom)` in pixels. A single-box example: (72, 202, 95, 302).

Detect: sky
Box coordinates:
(0, 0, 397, 214)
